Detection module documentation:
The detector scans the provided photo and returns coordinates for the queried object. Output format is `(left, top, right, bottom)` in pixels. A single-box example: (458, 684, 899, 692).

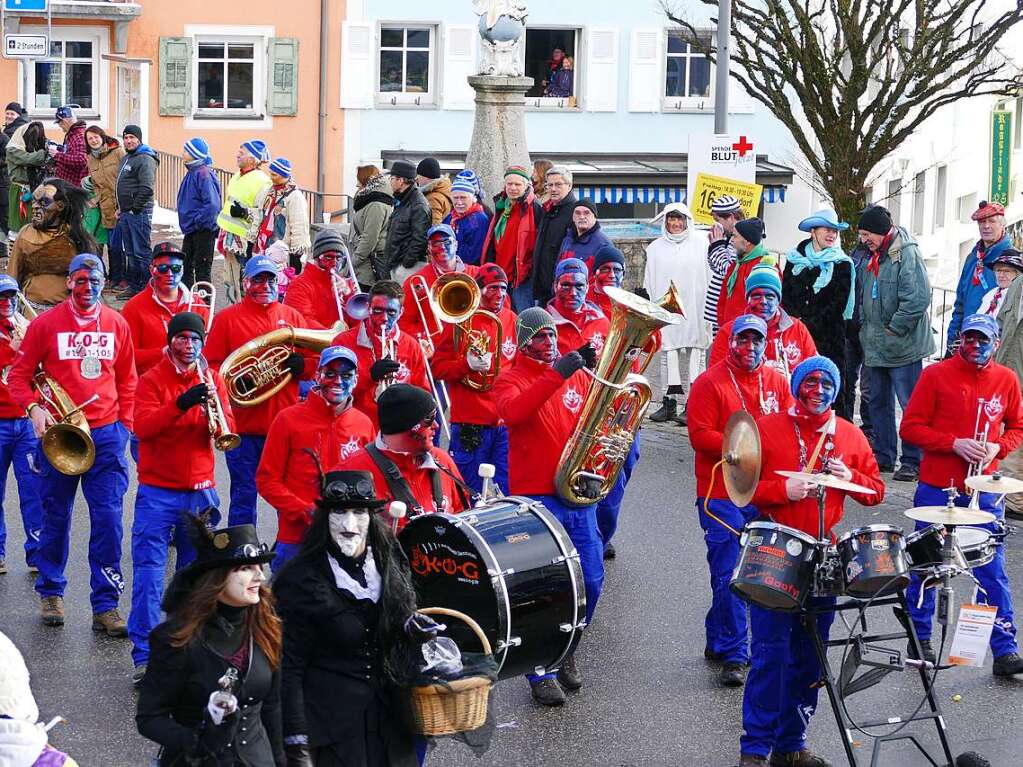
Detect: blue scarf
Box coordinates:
(785, 240, 855, 320)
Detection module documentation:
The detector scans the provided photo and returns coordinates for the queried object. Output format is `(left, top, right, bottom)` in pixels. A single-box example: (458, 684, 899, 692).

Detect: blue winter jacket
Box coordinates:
(557, 221, 612, 272)
(946, 234, 1012, 349)
(176, 161, 223, 235)
(443, 208, 491, 266)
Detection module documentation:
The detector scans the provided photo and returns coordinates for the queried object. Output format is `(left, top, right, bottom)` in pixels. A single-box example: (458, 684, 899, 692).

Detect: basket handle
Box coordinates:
(419, 607, 493, 656)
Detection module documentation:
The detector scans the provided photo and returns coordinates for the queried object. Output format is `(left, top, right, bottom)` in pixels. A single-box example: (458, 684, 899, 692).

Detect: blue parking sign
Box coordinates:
(3, 0, 49, 11)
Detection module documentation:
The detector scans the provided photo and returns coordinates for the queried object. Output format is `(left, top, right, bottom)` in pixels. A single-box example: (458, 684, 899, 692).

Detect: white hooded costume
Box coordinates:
(0, 630, 69, 767)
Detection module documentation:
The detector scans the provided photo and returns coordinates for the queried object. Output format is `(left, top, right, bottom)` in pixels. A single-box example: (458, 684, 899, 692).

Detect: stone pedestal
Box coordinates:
(465, 75, 534, 203)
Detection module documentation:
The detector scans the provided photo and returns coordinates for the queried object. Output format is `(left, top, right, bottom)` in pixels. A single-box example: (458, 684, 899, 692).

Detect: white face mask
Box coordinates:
(329, 511, 370, 558)
(220, 565, 264, 607)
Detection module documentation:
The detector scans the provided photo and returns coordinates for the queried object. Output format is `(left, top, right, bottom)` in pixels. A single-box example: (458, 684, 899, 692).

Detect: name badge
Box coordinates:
(57, 332, 115, 361)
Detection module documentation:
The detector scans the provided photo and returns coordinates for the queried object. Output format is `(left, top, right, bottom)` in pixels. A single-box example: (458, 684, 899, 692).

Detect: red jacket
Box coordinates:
(717, 255, 780, 328)
(204, 298, 313, 436)
(134, 355, 235, 490)
(493, 354, 591, 496)
(282, 263, 354, 330)
(333, 441, 467, 530)
(333, 323, 430, 427)
(0, 324, 24, 419)
(120, 284, 210, 374)
(482, 192, 540, 287)
(8, 301, 137, 430)
(398, 263, 480, 341)
(256, 395, 375, 544)
(548, 301, 610, 358)
(753, 408, 885, 536)
(687, 359, 793, 499)
(709, 311, 818, 371)
(900, 355, 1023, 492)
(430, 306, 518, 425)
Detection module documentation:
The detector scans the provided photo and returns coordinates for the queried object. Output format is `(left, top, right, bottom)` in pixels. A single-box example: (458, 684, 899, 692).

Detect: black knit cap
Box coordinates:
(573, 198, 598, 216)
(389, 160, 416, 181)
(416, 157, 441, 179)
(377, 384, 436, 435)
(5, 102, 25, 115)
(857, 205, 893, 236)
(734, 217, 765, 245)
(167, 311, 206, 344)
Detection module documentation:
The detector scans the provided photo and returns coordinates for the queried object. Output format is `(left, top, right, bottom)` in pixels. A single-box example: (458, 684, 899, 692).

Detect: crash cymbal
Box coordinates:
(775, 470, 877, 495)
(722, 411, 761, 507)
(964, 472, 1023, 495)
(903, 506, 996, 525)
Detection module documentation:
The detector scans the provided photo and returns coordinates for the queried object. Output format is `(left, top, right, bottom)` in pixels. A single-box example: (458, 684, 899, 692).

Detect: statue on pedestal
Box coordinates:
(473, 0, 528, 77)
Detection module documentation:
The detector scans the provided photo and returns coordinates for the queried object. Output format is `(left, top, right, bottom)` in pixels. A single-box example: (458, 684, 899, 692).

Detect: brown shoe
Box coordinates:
(770, 749, 832, 767)
(92, 608, 128, 637)
(739, 755, 769, 767)
(40, 596, 65, 626)
(0, 558, 7, 574)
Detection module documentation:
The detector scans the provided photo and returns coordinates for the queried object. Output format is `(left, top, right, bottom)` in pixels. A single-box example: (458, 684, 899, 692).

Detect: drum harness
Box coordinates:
(365, 443, 473, 519)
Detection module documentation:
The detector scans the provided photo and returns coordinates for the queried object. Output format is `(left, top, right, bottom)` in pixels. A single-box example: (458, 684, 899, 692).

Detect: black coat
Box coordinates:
(273, 550, 418, 767)
(136, 612, 286, 767)
(781, 238, 853, 367)
(531, 191, 578, 304)
(384, 184, 431, 271)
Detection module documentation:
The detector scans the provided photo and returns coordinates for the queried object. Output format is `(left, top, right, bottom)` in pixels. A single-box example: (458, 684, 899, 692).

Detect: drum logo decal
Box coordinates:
(846, 561, 863, 581)
(506, 532, 530, 544)
(786, 539, 803, 557)
(410, 543, 481, 585)
(502, 337, 517, 359)
(984, 395, 1003, 420)
(563, 386, 583, 413)
(748, 535, 763, 548)
(870, 536, 889, 551)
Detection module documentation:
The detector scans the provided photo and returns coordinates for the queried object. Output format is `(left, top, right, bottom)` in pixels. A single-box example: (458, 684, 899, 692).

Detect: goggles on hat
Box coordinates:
(323, 475, 377, 503)
(235, 542, 271, 559)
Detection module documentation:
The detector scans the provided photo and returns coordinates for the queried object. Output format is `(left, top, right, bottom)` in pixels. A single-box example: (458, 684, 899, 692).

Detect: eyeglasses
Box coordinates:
(154, 263, 183, 274)
(323, 476, 377, 502)
(234, 542, 270, 558)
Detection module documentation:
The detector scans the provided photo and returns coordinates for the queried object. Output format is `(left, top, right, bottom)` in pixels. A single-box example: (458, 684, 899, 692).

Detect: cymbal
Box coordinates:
(775, 470, 877, 495)
(964, 472, 1023, 495)
(903, 506, 996, 525)
(722, 411, 761, 507)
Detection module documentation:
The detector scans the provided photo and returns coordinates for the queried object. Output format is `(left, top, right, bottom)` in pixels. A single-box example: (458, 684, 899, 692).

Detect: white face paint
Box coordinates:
(219, 564, 264, 607)
(329, 510, 370, 558)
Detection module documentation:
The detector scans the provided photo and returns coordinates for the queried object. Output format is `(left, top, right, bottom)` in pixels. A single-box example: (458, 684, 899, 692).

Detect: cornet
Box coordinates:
(773, 339, 791, 379)
(200, 357, 240, 451)
(966, 398, 992, 510)
(374, 327, 399, 400)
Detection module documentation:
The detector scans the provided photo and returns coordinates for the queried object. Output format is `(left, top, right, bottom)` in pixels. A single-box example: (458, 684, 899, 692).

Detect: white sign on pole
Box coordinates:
(4, 33, 47, 58)
(687, 134, 758, 200)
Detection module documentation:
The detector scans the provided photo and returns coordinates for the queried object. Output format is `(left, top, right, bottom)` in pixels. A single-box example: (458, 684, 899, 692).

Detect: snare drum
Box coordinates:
(956, 526, 998, 569)
(906, 524, 967, 571)
(836, 524, 909, 598)
(730, 521, 820, 611)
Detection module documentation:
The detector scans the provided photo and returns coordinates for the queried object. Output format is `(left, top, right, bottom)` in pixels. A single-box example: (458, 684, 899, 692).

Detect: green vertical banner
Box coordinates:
(991, 110, 1012, 206)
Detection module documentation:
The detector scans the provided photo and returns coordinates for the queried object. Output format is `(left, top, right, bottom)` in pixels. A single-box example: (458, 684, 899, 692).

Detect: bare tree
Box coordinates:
(664, 0, 1023, 241)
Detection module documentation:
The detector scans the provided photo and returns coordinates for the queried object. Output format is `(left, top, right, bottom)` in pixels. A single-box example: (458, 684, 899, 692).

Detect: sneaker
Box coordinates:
(648, 397, 677, 423)
(132, 664, 147, 687)
(603, 543, 616, 560)
(0, 558, 6, 575)
(907, 639, 937, 665)
(557, 653, 582, 691)
(892, 464, 919, 482)
(770, 749, 833, 766)
(530, 677, 566, 707)
(720, 661, 747, 687)
(739, 755, 769, 767)
(40, 596, 65, 626)
(92, 608, 128, 637)
(992, 652, 1023, 676)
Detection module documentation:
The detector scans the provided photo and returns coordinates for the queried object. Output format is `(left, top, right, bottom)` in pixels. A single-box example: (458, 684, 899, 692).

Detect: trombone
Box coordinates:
(188, 282, 217, 333)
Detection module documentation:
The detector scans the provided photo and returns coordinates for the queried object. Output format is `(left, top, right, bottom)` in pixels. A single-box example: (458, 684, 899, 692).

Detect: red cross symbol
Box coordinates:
(732, 135, 754, 157)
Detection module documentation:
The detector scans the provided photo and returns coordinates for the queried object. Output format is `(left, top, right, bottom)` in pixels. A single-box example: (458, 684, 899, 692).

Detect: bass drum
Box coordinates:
(399, 497, 586, 680)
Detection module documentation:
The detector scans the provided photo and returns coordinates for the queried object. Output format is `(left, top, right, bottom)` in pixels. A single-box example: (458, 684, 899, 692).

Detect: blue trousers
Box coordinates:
(0, 418, 43, 566)
(596, 434, 640, 548)
(741, 598, 836, 758)
(128, 484, 220, 666)
(272, 541, 301, 573)
(117, 208, 153, 292)
(698, 497, 760, 664)
(35, 421, 129, 613)
(449, 423, 509, 496)
(866, 361, 922, 469)
(225, 435, 266, 526)
(105, 226, 124, 284)
(906, 482, 1017, 658)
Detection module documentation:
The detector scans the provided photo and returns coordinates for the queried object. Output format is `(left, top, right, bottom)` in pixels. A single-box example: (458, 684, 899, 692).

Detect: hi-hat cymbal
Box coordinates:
(904, 506, 996, 525)
(964, 472, 1023, 495)
(775, 470, 877, 495)
(722, 411, 761, 507)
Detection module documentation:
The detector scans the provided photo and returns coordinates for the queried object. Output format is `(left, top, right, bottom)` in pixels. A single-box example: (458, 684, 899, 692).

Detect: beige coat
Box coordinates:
(7, 226, 77, 305)
(85, 140, 125, 229)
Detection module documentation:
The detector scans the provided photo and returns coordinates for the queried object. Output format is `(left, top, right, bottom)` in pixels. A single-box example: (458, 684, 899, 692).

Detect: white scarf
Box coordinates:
(327, 547, 382, 603)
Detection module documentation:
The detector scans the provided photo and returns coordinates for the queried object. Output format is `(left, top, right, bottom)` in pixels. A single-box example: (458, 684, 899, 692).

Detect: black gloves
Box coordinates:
(370, 358, 401, 382)
(405, 612, 444, 643)
(284, 743, 313, 767)
(576, 342, 597, 369)
(194, 709, 240, 759)
(230, 201, 247, 219)
(553, 351, 586, 380)
(176, 383, 209, 412)
(284, 353, 305, 378)
(634, 287, 650, 300)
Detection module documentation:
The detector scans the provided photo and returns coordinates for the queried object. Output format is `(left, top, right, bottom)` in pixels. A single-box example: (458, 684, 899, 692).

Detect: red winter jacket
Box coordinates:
(687, 359, 793, 499)
(283, 263, 353, 330)
(430, 306, 518, 426)
(398, 262, 480, 341)
(256, 394, 375, 544)
(493, 354, 590, 496)
(333, 322, 431, 428)
(134, 355, 235, 490)
(717, 253, 780, 329)
(204, 298, 313, 436)
(8, 301, 137, 430)
(548, 300, 610, 358)
(753, 408, 885, 537)
(482, 191, 541, 288)
(709, 311, 818, 370)
(900, 354, 1023, 492)
(0, 326, 25, 419)
(120, 284, 210, 375)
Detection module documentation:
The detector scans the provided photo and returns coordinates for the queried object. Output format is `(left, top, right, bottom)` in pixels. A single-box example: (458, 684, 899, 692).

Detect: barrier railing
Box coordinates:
(928, 285, 957, 361)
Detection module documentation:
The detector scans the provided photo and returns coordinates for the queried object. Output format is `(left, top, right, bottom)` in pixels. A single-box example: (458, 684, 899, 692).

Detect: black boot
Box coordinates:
(672, 402, 688, 426)
(648, 397, 677, 423)
(907, 639, 936, 665)
(530, 677, 566, 706)
(993, 652, 1023, 676)
(557, 653, 583, 690)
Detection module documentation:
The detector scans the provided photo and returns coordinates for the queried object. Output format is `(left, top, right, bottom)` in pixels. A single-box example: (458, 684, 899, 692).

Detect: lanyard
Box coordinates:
(728, 368, 770, 415)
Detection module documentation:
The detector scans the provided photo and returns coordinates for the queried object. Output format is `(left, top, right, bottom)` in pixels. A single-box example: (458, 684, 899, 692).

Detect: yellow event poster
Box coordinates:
(690, 173, 763, 225)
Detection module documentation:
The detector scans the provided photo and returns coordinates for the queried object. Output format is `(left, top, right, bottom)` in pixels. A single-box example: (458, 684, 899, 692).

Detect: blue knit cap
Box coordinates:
(451, 174, 478, 197)
(269, 157, 292, 179)
(744, 265, 782, 297)
(241, 139, 269, 163)
(454, 169, 484, 199)
(184, 137, 212, 165)
(555, 257, 588, 280)
(790, 355, 841, 402)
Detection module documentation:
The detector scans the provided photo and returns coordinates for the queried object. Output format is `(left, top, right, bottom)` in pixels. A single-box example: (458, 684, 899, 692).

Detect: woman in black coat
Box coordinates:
(136, 522, 285, 767)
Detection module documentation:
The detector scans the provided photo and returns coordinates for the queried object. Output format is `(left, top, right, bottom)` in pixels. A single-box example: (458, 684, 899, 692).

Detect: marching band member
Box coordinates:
(547, 257, 608, 359)
(739, 356, 883, 767)
(398, 223, 479, 342)
(333, 384, 468, 522)
(333, 280, 429, 427)
(205, 254, 312, 526)
(121, 242, 210, 375)
(283, 229, 357, 330)
(493, 307, 595, 707)
(709, 265, 817, 375)
(0, 276, 42, 576)
(430, 263, 517, 495)
(256, 345, 375, 570)
(587, 244, 625, 319)
(8, 254, 137, 634)
(901, 313, 1023, 676)
(717, 218, 776, 330)
(687, 314, 792, 688)
(128, 311, 235, 685)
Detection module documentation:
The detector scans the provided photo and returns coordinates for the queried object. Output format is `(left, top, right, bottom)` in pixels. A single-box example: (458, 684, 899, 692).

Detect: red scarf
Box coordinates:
(972, 242, 987, 286)
(450, 202, 484, 226)
(865, 232, 894, 277)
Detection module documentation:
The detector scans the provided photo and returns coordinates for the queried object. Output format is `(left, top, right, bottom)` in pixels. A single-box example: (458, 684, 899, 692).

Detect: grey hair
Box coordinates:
(546, 165, 573, 185)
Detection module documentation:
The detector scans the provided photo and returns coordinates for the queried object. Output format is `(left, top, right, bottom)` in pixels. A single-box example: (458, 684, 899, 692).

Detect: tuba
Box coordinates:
(33, 371, 98, 476)
(200, 358, 240, 451)
(432, 273, 504, 391)
(220, 327, 337, 407)
(554, 286, 681, 506)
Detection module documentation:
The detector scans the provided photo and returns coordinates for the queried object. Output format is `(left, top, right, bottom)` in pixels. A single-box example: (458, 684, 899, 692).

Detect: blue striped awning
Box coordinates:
(577, 185, 788, 205)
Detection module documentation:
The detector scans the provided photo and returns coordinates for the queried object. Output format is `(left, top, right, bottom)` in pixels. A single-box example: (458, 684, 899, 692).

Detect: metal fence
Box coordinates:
(928, 285, 957, 361)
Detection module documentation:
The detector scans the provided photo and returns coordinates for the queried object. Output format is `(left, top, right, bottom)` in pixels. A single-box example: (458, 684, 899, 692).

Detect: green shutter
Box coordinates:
(159, 37, 192, 116)
(267, 37, 299, 116)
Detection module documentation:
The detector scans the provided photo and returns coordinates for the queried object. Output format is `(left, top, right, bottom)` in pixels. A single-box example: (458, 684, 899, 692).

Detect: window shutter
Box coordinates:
(627, 28, 661, 113)
(341, 22, 374, 109)
(158, 36, 192, 116)
(267, 37, 299, 116)
(585, 27, 619, 112)
(443, 25, 477, 110)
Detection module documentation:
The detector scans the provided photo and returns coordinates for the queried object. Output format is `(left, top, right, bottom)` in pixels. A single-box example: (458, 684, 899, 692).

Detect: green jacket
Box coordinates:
(857, 226, 935, 367)
(996, 277, 1023, 379)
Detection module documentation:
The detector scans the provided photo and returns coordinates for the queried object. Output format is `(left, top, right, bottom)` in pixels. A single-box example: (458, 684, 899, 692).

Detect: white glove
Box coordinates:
(467, 351, 493, 373)
(207, 690, 238, 725)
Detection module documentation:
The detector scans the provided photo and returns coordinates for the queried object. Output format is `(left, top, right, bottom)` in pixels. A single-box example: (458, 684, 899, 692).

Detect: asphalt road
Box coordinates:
(2, 421, 1023, 767)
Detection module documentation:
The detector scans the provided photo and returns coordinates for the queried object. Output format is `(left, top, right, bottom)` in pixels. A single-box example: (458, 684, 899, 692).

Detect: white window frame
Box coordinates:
(22, 26, 108, 123)
(661, 29, 714, 112)
(193, 38, 260, 117)
(887, 178, 902, 224)
(376, 23, 437, 107)
(521, 26, 582, 111)
(184, 24, 273, 130)
(933, 165, 947, 232)
(957, 192, 978, 224)
(911, 170, 926, 235)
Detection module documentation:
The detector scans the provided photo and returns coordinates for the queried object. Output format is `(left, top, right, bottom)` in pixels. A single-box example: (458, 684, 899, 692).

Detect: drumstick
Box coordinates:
(805, 417, 835, 473)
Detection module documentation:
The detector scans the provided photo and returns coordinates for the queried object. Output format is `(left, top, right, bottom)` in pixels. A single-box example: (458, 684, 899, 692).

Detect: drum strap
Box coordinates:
(365, 444, 427, 516)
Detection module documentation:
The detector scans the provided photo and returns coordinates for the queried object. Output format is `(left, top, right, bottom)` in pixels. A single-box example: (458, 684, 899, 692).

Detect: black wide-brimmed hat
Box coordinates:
(316, 470, 388, 511)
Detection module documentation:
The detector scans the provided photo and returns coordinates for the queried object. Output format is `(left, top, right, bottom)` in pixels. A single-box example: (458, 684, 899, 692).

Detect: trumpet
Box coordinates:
(773, 339, 791, 379)
(374, 327, 399, 400)
(220, 327, 337, 407)
(33, 371, 98, 476)
(329, 270, 352, 334)
(966, 399, 992, 510)
(188, 282, 217, 333)
(434, 274, 503, 391)
(200, 357, 240, 451)
(346, 291, 370, 322)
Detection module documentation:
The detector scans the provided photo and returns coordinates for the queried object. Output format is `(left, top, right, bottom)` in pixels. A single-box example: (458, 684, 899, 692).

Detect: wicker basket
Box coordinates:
(408, 607, 493, 737)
